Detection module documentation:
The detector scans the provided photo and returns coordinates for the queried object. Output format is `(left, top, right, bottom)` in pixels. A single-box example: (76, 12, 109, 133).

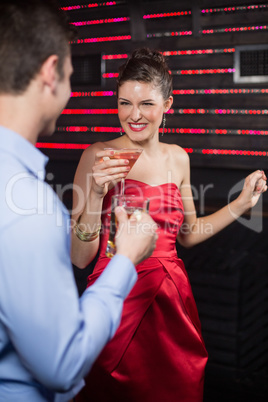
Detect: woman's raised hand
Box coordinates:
(91, 149, 130, 197)
(236, 170, 267, 211)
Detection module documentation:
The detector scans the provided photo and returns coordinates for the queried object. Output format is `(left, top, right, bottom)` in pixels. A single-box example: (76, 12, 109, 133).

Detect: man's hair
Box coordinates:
(0, 0, 76, 94)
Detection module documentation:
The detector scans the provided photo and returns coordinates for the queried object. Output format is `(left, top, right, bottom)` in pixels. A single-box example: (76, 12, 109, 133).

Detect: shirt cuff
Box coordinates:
(94, 254, 137, 299)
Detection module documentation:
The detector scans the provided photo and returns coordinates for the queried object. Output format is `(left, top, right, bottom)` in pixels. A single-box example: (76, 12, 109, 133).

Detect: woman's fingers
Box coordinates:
(92, 162, 130, 187)
(237, 170, 267, 209)
(91, 149, 131, 189)
(254, 178, 267, 194)
(251, 171, 267, 194)
(92, 161, 130, 175)
(244, 170, 267, 192)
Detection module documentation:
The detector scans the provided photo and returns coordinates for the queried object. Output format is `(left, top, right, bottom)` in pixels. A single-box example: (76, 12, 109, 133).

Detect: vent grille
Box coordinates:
(234, 45, 268, 83)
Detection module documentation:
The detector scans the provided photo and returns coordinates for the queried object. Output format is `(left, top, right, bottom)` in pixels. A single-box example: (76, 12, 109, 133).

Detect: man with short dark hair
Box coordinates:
(0, 1, 157, 400)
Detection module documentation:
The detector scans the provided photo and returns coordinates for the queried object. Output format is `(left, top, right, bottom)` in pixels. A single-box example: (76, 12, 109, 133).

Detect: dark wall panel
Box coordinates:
(39, 0, 268, 172)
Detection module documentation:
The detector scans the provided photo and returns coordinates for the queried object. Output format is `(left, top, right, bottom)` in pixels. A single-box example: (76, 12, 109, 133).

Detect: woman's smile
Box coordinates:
(128, 123, 148, 132)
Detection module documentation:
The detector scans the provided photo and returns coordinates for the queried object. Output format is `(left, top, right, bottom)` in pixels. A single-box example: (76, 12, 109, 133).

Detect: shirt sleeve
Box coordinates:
(0, 195, 137, 393)
(55, 253, 137, 401)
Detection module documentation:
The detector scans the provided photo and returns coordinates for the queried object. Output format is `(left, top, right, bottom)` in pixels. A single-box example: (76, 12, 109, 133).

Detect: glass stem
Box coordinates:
(120, 178, 125, 196)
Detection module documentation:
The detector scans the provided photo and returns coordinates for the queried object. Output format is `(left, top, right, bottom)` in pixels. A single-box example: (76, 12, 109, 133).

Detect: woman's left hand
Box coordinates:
(237, 170, 267, 210)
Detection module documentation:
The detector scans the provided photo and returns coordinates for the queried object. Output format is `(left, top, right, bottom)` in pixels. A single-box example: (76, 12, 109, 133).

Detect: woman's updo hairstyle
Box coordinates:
(116, 48, 173, 100)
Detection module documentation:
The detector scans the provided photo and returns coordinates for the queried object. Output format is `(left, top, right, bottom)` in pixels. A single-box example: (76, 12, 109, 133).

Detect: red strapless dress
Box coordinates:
(77, 179, 208, 402)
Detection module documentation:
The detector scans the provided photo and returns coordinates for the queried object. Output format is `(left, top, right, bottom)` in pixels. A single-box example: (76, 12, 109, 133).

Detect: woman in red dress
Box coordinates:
(71, 48, 267, 401)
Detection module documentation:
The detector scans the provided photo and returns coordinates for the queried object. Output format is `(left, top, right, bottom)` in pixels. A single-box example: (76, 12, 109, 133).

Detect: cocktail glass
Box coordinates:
(105, 195, 150, 258)
(104, 148, 143, 195)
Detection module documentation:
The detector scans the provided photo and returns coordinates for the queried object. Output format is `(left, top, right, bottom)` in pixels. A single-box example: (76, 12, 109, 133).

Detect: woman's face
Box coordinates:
(117, 80, 173, 143)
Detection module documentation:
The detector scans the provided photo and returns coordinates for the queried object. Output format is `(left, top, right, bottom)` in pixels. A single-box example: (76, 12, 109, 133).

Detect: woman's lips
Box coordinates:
(128, 123, 147, 132)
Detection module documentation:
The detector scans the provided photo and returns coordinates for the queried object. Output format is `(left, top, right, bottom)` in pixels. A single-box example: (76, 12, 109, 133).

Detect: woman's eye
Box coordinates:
(143, 102, 153, 106)
(119, 101, 130, 106)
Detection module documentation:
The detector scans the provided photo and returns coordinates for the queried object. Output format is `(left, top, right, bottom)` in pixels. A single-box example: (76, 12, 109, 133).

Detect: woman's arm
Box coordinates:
(177, 152, 267, 248)
(71, 143, 130, 268)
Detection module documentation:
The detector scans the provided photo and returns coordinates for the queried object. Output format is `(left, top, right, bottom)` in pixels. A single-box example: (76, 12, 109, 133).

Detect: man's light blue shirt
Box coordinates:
(0, 126, 137, 401)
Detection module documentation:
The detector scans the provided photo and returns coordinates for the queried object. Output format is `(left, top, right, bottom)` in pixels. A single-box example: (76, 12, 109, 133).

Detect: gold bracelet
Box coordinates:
(74, 215, 101, 242)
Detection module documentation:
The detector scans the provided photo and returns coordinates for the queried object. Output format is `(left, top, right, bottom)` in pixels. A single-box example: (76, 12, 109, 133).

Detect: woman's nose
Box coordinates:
(130, 106, 141, 121)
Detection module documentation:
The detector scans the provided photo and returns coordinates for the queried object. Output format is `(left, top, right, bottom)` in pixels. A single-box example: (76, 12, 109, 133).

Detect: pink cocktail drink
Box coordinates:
(104, 148, 143, 195)
(105, 148, 143, 169)
(110, 150, 141, 169)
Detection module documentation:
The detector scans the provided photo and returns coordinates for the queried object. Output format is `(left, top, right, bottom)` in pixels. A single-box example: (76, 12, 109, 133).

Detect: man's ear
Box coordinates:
(164, 96, 173, 113)
(39, 55, 59, 93)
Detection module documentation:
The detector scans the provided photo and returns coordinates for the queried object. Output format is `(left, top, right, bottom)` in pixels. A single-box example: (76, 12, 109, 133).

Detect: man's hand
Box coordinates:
(114, 206, 158, 266)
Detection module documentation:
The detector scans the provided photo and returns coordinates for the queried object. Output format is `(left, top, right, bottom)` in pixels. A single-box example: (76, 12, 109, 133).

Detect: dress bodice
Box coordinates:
(98, 179, 184, 258)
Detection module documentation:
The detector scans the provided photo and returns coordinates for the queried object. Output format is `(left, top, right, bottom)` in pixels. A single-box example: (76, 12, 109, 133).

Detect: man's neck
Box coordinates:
(0, 91, 41, 145)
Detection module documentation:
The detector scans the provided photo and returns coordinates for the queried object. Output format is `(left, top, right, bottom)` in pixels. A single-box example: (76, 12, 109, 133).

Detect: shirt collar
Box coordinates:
(0, 126, 49, 180)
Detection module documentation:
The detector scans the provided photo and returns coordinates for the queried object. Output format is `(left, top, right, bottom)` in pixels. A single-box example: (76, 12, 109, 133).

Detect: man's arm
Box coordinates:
(0, 197, 156, 392)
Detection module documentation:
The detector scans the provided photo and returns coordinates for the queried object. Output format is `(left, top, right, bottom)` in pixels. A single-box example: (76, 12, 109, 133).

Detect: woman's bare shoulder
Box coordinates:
(162, 143, 190, 165)
(82, 141, 105, 157)
(82, 138, 122, 156)
(75, 142, 104, 178)
(78, 138, 122, 172)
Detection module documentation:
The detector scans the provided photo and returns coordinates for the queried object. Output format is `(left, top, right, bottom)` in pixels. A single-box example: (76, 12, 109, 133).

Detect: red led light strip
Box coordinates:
(71, 35, 131, 44)
(103, 54, 128, 60)
(56, 126, 268, 136)
(172, 68, 235, 75)
(173, 89, 268, 95)
(182, 148, 268, 156)
(61, 3, 267, 14)
(160, 128, 268, 135)
(61, 2, 121, 11)
(103, 73, 119, 78)
(183, 148, 268, 156)
(170, 128, 268, 135)
(72, 17, 129, 26)
(148, 25, 268, 39)
(147, 31, 192, 38)
(72, 25, 266, 45)
(203, 25, 267, 34)
(71, 11, 192, 26)
(62, 109, 118, 114)
(202, 4, 268, 14)
(71, 91, 115, 97)
(174, 108, 268, 115)
(143, 11, 191, 19)
(56, 126, 121, 133)
(69, 88, 268, 98)
(102, 48, 235, 60)
(103, 69, 234, 78)
(163, 48, 235, 56)
(61, 108, 268, 115)
(36, 142, 90, 149)
(35, 142, 268, 156)
(201, 149, 267, 156)
(71, 10, 193, 27)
